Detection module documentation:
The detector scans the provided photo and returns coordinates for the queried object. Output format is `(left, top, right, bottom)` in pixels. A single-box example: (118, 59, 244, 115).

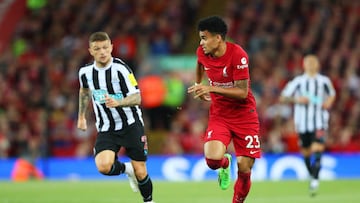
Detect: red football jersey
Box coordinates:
(196, 42, 259, 123)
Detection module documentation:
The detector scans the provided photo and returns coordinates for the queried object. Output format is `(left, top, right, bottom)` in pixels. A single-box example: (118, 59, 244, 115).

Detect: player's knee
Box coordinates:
(205, 158, 222, 170)
(133, 165, 147, 180)
(237, 157, 255, 173)
(96, 162, 113, 175)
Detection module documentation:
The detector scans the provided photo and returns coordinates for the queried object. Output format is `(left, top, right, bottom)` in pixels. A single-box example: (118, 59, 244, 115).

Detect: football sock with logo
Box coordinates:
(312, 152, 322, 179)
(304, 156, 312, 176)
(103, 161, 125, 176)
(205, 157, 229, 170)
(138, 174, 153, 202)
(233, 171, 251, 203)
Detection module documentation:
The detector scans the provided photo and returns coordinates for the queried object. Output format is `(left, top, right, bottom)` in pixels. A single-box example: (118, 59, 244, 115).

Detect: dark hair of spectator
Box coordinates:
(197, 16, 227, 40)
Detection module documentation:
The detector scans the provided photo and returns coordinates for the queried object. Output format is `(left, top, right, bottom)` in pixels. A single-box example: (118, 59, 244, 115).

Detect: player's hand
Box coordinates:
(296, 96, 309, 104)
(105, 94, 120, 108)
(322, 100, 332, 110)
(77, 117, 87, 131)
(187, 84, 211, 101)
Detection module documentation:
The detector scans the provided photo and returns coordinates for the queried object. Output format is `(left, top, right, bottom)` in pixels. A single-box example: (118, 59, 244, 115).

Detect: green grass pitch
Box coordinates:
(0, 179, 359, 203)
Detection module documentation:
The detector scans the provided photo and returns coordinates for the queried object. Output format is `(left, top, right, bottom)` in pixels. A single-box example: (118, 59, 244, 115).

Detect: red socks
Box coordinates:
(233, 172, 251, 203)
(205, 157, 229, 170)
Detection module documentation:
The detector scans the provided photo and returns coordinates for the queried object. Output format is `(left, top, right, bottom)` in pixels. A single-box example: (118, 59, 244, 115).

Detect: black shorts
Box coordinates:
(299, 130, 326, 148)
(94, 121, 148, 161)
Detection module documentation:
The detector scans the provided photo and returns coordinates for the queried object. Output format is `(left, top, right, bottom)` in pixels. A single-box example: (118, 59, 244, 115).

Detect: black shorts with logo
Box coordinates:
(94, 121, 148, 161)
(299, 130, 326, 148)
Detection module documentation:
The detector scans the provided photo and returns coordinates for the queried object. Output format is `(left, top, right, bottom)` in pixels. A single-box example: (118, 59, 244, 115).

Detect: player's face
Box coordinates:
(89, 40, 113, 67)
(303, 55, 320, 75)
(199, 30, 221, 55)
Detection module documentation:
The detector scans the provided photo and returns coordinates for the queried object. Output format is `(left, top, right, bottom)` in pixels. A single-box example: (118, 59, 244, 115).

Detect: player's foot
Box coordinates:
(124, 162, 139, 192)
(309, 179, 319, 197)
(144, 201, 155, 203)
(218, 153, 232, 190)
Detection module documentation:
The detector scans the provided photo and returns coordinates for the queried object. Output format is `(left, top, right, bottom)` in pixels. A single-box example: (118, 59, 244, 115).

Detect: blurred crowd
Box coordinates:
(0, 0, 359, 158)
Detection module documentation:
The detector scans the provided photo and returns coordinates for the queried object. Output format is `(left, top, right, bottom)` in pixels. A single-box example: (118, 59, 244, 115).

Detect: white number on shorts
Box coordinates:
(245, 135, 260, 148)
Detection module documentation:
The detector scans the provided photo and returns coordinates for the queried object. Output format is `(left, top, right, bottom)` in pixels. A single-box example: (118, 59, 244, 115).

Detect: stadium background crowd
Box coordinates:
(0, 0, 359, 159)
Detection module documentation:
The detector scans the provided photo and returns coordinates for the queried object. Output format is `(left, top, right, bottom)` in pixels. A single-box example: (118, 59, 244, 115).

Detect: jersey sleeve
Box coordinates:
(324, 77, 336, 97)
(78, 68, 89, 88)
(122, 70, 140, 95)
(281, 78, 299, 97)
(232, 48, 250, 81)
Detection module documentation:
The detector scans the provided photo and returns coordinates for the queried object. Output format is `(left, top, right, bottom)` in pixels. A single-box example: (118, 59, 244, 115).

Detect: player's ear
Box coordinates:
(88, 47, 94, 56)
(216, 34, 222, 42)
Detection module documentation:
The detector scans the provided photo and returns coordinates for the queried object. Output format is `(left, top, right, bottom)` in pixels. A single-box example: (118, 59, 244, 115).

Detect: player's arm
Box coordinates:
(188, 62, 211, 101)
(195, 62, 205, 84)
(188, 79, 249, 100)
(279, 95, 309, 104)
(77, 87, 91, 131)
(105, 92, 141, 108)
(322, 79, 336, 110)
(279, 80, 309, 104)
(322, 95, 335, 110)
(210, 79, 249, 100)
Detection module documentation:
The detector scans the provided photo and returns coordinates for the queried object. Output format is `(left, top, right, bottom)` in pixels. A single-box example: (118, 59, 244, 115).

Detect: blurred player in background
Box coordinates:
(188, 16, 261, 203)
(280, 54, 336, 196)
(77, 32, 154, 203)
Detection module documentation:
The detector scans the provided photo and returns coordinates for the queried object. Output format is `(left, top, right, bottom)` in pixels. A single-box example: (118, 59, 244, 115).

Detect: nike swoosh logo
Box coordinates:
(250, 150, 259, 155)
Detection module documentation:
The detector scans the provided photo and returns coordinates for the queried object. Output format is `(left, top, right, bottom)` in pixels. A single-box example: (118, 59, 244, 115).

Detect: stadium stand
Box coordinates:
(0, 0, 358, 158)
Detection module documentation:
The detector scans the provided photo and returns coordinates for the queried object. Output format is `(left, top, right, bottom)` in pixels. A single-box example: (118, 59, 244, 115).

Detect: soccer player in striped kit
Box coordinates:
(188, 16, 261, 203)
(280, 54, 336, 196)
(77, 32, 154, 203)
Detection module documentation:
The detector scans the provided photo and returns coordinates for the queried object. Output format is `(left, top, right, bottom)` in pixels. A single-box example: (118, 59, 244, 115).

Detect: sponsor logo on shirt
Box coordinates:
(237, 57, 249, 69)
(209, 80, 233, 88)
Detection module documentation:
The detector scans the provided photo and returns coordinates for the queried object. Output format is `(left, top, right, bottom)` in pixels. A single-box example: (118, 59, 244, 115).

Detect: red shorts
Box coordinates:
(204, 117, 261, 158)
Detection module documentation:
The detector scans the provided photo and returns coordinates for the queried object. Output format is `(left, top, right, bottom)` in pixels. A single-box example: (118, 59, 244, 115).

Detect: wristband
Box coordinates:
(195, 82, 201, 85)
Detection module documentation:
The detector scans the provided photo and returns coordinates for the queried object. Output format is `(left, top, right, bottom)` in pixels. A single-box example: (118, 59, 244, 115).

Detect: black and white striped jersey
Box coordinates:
(78, 57, 143, 132)
(281, 73, 336, 133)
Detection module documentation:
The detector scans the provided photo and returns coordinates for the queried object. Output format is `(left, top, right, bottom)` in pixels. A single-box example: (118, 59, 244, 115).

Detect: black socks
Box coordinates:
(138, 175, 153, 202)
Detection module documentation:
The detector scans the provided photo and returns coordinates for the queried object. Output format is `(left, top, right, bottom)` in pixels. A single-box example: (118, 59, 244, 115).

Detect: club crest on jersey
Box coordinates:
(223, 66, 228, 77)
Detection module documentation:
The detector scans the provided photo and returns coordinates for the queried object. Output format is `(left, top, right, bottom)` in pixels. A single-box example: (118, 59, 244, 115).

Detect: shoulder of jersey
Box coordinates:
(232, 43, 247, 56)
(113, 57, 125, 65)
(79, 62, 93, 71)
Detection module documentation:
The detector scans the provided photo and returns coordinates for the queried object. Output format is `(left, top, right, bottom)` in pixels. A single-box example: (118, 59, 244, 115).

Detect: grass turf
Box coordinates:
(0, 179, 359, 203)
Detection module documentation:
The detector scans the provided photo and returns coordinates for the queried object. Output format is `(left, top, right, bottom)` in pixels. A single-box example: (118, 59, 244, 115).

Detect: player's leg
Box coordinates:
(203, 119, 231, 170)
(311, 130, 326, 179)
(124, 122, 154, 202)
(311, 141, 325, 179)
(232, 156, 255, 203)
(131, 160, 153, 202)
(95, 149, 125, 175)
(204, 140, 232, 190)
(231, 126, 260, 203)
(203, 120, 232, 190)
(309, 131, 326, 196)
(299, 133, 312, 176)
(204, 140, 228, 168)
(94, 132, 124, 175)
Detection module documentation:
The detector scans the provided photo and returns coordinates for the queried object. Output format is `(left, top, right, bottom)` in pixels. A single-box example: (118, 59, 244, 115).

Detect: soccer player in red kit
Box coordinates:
(188, 16, 260, 203)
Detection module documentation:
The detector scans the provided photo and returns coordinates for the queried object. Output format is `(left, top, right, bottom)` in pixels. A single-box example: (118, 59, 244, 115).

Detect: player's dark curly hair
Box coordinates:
(197, 16, 227, 40)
